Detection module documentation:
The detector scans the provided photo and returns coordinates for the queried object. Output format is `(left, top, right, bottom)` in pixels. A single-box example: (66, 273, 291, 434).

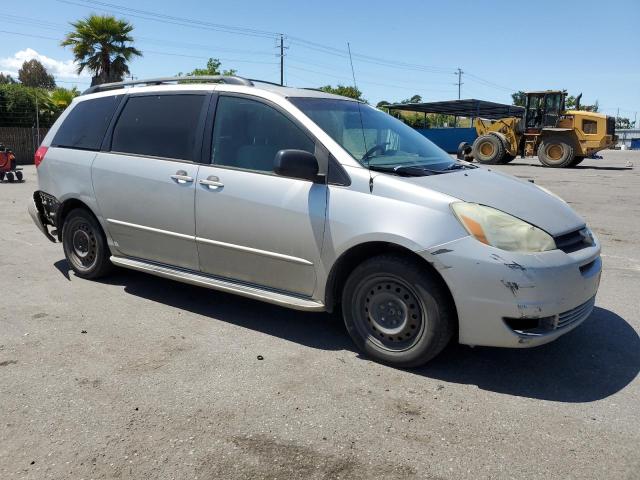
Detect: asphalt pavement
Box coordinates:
(1, 151, 638, 479)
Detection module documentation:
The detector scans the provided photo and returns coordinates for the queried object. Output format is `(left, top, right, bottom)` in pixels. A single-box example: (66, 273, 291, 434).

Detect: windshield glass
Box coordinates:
(289, 98, 455, 170)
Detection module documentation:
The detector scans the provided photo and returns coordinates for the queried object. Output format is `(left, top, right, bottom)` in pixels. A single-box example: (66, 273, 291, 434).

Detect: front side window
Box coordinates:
(211, 96, 315, 173)
(111, 94, 207, 160)
(289, 98, 454, 170)
(52, 95, 121, 150)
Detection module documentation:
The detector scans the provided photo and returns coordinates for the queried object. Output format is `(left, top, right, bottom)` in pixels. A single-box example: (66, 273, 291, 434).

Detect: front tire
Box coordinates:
(472, 134, 505, 164)
(568, 156, 584, 167)
(537, 135, 576, 168)
(342, 255, 455, 367)
(62, 208, 113, 279)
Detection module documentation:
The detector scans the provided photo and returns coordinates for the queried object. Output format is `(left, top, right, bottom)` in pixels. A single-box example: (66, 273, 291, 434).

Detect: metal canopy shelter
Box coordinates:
(385, 99, 525, 120)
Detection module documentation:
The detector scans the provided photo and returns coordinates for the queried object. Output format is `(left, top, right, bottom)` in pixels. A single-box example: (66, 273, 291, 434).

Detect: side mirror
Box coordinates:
(274, 149, 320, 182)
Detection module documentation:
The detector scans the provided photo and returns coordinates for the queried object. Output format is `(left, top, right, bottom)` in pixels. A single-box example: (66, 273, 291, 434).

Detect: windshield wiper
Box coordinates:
(442, 162, 477, 171)
(368, 165, 445, 177)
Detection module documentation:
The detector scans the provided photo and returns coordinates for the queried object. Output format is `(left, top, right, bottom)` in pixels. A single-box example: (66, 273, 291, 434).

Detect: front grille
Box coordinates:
(503, 296, 595, 336)
(554, 228, 590, 253)
(557, 296, 596, 329)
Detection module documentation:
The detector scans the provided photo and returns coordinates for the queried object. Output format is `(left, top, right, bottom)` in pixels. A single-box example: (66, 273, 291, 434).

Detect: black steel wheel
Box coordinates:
(357, 276, 425, 351)
(62, 208, 113, 279)
(342, 255, 455, 367)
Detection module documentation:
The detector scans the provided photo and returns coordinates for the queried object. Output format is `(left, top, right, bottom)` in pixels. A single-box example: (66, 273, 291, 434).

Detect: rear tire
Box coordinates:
(457, 142, 472, 161)
(0, 171, 4, 181)
(6, 171, 14, 183)
(537, 135, 576, 168)
(62, 208, 113, 279)
(501, 154, 516, 164)
(15, 171, 23, 182)
(568, 156, 584, 167)
(342, 255, 455, 368)
(472, 134, 505, 164)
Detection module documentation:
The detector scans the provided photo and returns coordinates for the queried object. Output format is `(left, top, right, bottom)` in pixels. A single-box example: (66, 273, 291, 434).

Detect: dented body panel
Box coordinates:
(420, 234, 601, 347)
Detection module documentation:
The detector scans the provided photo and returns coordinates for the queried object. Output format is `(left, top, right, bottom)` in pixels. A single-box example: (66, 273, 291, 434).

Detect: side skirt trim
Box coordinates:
(110, 256, 325, 312)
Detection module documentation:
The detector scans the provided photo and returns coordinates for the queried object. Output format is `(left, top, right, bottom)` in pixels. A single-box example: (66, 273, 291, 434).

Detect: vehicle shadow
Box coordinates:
(64, 262, 639, 403)
(418, 306, 640, 402)
(99, 266, 354, 352)
(504, 162, 633, 171)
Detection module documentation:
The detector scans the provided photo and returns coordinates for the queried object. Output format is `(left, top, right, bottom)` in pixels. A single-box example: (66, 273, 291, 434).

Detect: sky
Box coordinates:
(1, 0, 639, 120)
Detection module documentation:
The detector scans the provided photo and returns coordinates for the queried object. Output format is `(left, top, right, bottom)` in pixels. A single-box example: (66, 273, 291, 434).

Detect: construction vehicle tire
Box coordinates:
(457, 142, 472, 161)
(472, 134, 505, 164)
(16, 171, 23, 182)
(501, 154, 516, 163)
(569, 156, 584, 167)
(0, 171, 4, 181)
(6, 171, 14, 183)
(537, 135, 576, 168)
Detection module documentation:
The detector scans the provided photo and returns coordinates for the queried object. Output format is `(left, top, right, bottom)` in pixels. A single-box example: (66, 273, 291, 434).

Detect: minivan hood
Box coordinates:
(399, 167, 585, 236)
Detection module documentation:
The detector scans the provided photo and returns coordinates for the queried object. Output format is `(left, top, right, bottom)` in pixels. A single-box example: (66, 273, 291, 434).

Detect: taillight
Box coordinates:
(34, 146, 48, 168)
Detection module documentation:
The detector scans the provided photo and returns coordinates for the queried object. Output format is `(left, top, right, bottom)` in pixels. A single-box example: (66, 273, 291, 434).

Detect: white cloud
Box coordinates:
(0, 48, 88, 79)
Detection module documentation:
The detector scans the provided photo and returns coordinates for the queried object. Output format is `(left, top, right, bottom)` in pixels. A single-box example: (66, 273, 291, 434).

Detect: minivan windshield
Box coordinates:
(289, 98, 455, 171)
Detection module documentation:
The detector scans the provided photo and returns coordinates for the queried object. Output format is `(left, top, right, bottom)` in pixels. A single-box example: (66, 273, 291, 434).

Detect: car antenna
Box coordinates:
(347, 42, 373, 193)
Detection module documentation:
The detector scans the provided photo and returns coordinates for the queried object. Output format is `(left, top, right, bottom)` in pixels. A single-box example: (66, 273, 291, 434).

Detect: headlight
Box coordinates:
(451, 202, 556, 252)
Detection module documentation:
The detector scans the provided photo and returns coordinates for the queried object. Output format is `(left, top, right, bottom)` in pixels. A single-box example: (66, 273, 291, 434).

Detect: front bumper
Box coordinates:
(421, 234, 601, 348)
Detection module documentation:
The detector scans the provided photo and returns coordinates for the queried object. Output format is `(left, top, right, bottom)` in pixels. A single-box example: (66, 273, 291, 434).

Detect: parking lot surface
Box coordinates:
(1, 151, 639, 479)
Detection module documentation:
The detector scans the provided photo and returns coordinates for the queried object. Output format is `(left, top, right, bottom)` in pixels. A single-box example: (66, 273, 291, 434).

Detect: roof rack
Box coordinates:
(81, 75, 254, 95)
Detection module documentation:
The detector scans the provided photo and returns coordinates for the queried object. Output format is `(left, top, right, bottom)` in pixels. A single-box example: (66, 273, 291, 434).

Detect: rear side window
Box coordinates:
(51, 95, 121, 150)
(111, 94, 207, 161)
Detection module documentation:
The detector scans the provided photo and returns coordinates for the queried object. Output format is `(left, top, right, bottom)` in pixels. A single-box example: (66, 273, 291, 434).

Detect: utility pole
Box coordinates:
(35, 94, 40, 146)
(455, 68, 464, 100)
(279, 34, 284, 86)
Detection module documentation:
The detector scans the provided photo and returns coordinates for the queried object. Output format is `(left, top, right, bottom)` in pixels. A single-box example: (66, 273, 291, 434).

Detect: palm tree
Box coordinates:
(61, 15, 142, 86)
(51, 87, 80, 109)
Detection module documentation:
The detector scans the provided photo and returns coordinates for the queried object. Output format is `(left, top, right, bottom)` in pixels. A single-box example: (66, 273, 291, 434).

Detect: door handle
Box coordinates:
(199, 175, 224, 189)
(171, 170, 194, 184)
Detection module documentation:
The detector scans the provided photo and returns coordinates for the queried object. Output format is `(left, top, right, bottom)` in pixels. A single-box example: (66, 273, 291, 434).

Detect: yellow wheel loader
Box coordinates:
(470, 90, 617, 167)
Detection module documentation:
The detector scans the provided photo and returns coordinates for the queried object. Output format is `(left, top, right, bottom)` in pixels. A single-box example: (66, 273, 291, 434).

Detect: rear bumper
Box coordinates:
(421, 235, 601, 348)
(28, 192, 58, 243)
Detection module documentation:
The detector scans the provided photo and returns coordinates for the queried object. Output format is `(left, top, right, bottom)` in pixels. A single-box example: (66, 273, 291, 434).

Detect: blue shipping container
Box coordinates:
(415, 127, 477, 154)
(630, 138, 640, 150)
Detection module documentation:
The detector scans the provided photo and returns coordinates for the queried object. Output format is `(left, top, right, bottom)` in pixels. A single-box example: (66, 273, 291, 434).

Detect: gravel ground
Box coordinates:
(1, 151, 639, 479)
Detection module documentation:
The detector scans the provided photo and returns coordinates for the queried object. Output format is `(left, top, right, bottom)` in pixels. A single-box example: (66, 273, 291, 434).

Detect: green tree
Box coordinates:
(51, 87, 80, 109)
(511, 91, 526, 107)
(61, 15, 142, 86)
(18, 59, 56, 89)
(0, 84, 60, 127)
(180, 58, 237, 77)
(615, 117, 635, 129)
(376, 100, 391, 109)
(566, 95, 599, 112)
(0, 73, 16, 84)
(401, 94, 422, 104)
(318, 85, 364, 101)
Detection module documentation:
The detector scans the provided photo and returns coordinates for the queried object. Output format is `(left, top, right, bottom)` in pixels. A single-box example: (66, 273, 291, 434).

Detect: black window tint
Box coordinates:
(212, 96, 314, 172)
(52, 95, 121, 150)
(111, 94, 207, 160)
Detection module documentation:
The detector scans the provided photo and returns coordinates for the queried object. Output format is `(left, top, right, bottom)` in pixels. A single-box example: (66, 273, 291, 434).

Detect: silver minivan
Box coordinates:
(29, 76, 601, 367)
